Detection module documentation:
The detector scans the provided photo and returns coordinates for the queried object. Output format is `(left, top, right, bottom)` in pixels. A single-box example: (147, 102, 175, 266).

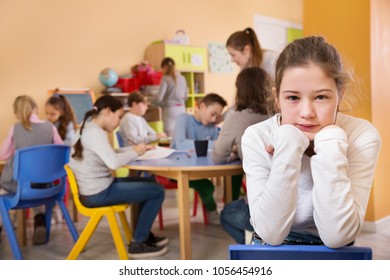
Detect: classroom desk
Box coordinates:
(125, 151, 243, 260)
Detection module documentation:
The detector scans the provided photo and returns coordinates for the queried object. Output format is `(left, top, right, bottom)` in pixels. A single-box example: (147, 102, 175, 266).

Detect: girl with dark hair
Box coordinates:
(45, 95, 77, 145)
(213, 67, 273, 244)
(69, 95, 168, 258)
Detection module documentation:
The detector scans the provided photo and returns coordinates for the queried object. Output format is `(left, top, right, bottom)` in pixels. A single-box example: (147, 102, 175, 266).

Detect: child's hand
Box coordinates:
(146, 144, 156, 151)
(157, 132, 167, 139)
(133, 143, 148, 155)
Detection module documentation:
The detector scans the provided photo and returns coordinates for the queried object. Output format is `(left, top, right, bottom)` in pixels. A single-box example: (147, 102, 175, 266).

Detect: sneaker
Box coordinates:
(207, 210, 221, 225)
(33, 213, 47, 245)
(145, 232, 169, 247)
(128, 241, 168, 259)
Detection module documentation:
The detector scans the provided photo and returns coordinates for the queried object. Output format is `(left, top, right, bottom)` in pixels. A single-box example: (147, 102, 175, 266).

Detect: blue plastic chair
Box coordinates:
(229, 244, 372, 260)
(0, 144, 79, 259)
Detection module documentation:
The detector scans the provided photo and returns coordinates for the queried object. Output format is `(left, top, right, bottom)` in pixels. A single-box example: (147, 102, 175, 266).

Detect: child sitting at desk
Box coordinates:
(171, 93, 227, 225)
(118, 92, 166, 146)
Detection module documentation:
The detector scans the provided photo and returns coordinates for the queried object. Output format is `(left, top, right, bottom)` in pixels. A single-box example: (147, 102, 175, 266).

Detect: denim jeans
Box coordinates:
(252, 231, 324, 245)
(79, 177, 164, 243)
(220, 199, 253, 244)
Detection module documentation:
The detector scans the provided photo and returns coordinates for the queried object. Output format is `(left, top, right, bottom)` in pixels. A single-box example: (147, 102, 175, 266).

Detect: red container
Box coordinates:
(134, 71, 163, 86)
(116, 77, 140, 93)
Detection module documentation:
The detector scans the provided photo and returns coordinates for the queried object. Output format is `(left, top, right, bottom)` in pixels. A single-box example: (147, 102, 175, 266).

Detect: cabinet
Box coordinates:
(144, 42, 208, 112)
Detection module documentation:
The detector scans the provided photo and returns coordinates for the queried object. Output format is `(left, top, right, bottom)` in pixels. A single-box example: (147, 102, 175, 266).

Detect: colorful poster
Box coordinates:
(207, 42, 234, 73)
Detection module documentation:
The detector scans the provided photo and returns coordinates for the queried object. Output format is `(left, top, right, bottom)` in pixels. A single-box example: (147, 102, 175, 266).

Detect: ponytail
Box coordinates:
(71, 109, 97, 160)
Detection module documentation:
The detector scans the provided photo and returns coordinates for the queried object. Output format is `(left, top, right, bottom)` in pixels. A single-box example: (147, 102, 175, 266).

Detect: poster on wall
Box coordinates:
(254, 15, 302, 52)
(208, 42, 234, 73)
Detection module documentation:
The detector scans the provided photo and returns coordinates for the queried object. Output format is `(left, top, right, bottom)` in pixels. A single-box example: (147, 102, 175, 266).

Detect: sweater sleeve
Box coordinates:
(0, 125, 15, 161)
(172, 114, 195, 150)
(83, 126, 138, 170)
(311, 124, 381, 248)
(242, 124, 309, 245)
(212, 112, 237, 163)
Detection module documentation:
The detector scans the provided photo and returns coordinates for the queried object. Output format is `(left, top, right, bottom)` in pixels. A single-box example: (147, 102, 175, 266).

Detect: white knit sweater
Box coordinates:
(242, 113, 381, 248)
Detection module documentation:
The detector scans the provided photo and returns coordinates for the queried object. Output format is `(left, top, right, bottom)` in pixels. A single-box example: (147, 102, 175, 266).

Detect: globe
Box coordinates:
(99, 67, 119, 87)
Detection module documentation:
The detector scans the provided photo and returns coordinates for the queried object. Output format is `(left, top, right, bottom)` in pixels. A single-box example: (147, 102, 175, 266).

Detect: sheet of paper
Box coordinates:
(136, 146, 175, 160)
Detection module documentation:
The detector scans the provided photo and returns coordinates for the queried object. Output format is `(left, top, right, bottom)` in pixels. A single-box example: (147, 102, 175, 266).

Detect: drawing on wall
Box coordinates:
(254, 15, 303, 52)
(208, 42, 234, 73)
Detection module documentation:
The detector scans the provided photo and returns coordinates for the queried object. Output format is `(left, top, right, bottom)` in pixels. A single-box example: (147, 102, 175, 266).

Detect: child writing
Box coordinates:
(0, 95, 63, 245)
(212, 67, 272, 244)
(118, 92, 166, 146)
(155, 57, 188, 137)
(171, 93, 227, 225)
(242, 36, 381, 247)
(68, 95, 168, 258)
(45, 95, 78, 146)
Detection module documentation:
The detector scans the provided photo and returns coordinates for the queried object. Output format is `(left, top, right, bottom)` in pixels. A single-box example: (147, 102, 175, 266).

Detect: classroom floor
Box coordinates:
(1, 185, 390, 260)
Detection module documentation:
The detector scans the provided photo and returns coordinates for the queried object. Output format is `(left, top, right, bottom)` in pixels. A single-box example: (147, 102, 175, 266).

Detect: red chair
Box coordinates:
(155, 176, 208, 230)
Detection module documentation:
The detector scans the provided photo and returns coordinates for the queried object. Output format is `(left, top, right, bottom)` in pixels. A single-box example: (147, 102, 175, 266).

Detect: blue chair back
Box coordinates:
(11, 144, 70, 206)
(0, 144, 78, 259)
(116, 131, 124, 147)
(229, 244, 372, 260)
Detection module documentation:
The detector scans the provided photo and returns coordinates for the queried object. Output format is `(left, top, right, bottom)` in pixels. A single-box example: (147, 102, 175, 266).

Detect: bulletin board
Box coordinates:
(208, 42, 234, 73)
(254, 15, 303, 52)
(48, 88, 95, 124)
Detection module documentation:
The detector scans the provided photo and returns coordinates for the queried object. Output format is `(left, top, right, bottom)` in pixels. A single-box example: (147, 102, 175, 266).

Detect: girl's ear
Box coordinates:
(101, 107, 111, 116)
(243, 44, 250, 55)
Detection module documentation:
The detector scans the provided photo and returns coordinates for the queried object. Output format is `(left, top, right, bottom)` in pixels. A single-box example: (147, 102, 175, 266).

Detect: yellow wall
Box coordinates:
(0, 0, 302, 141)
(304, 0, 390, 222)
(370, 0, 390, 221)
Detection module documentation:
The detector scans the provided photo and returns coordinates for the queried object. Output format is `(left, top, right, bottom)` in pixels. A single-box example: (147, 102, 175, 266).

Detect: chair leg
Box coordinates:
(158, 207, 164, 230)
(0, 201, 23, 259)
(107, 211, 129, 260)
(58, 201, 79, 242)
(201, 203, 208, 225)
(118, 211, 132, 244)
(67, 213, 103, 260)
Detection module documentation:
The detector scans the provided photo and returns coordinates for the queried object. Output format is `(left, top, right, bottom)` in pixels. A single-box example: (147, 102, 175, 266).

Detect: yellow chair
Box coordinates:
(64, 165, 132, 260)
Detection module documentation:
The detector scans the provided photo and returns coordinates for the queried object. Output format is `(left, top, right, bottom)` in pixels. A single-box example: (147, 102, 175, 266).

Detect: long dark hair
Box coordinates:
(72, 95, 123, 160)
(46, 95, 77, 140)
(235, 67, 272, 115)
(161, 57, 177, 83)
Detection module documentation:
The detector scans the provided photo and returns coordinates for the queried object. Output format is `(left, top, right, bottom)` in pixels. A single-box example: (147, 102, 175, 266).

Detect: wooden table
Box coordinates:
(125, 151, 243, 260)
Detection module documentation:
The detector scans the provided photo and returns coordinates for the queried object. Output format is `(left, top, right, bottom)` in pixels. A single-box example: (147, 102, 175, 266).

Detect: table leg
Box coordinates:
(176, 171, 192, 260)
(224, 175, 232, 204)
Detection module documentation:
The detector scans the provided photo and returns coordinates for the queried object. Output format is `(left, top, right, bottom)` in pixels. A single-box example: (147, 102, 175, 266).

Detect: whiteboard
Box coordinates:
(254, 15, 302, 52)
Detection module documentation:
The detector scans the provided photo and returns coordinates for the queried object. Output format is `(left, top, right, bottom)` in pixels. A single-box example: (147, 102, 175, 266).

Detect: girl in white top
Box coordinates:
(242, 36, 381, 248)
(118, 92, 166, 146)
